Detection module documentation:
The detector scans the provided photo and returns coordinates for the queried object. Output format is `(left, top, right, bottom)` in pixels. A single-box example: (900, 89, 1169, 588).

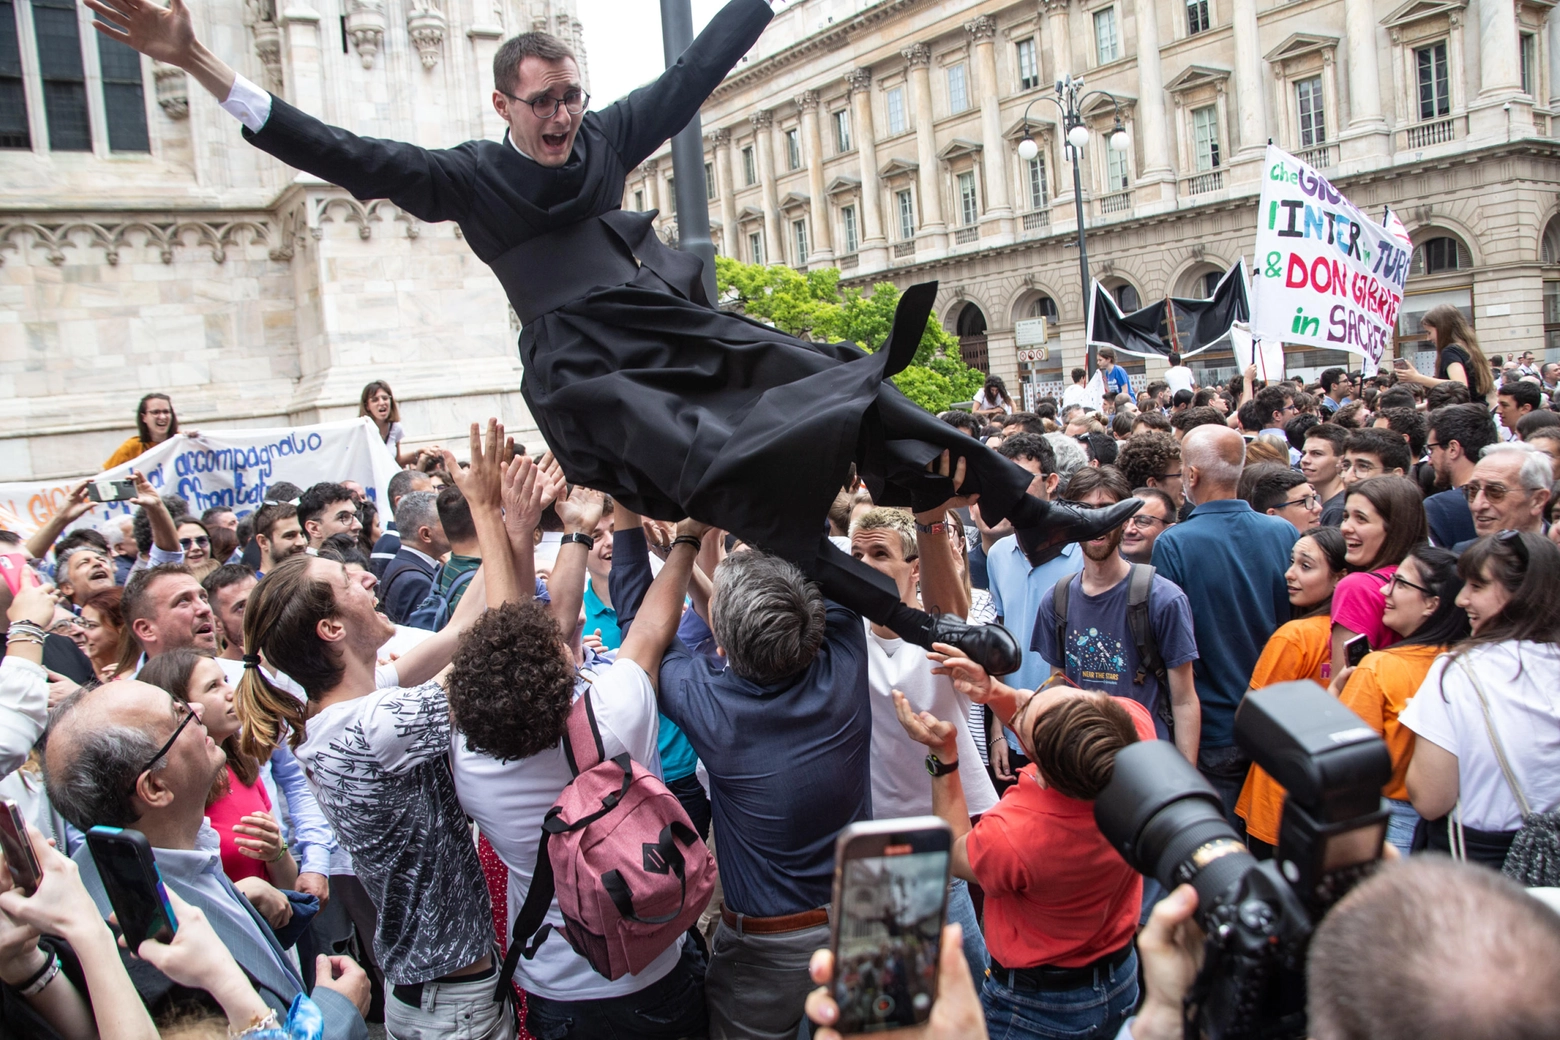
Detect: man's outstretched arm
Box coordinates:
(86, 0, 476, 223)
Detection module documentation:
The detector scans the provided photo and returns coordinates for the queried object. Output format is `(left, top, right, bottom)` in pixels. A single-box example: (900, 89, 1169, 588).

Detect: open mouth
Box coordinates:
(541, 132, 568, 150)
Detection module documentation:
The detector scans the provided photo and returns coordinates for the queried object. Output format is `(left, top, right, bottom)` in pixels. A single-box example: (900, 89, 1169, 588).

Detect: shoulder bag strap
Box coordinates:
(1455, 656, 1533, 820)
(1052, 572, 1074, 668)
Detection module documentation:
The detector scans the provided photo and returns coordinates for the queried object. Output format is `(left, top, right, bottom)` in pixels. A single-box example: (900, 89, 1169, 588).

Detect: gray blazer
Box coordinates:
(73, 842, 367, 1040)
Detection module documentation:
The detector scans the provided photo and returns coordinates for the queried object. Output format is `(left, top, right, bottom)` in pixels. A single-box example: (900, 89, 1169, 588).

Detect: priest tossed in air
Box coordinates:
(92, 0, 1139, 674)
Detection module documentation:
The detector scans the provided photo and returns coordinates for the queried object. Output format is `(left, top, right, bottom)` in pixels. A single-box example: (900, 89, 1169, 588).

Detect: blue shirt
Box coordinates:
(1034, 570, 1199, 739)
(986, 537, 1085, 750)
(1151, 499, 1298, 748)
(1424, 488, 1476, 548)
(657, 604, 872, 917)
(1105, 365, 1131, 398)
(583, 580, 623, 649)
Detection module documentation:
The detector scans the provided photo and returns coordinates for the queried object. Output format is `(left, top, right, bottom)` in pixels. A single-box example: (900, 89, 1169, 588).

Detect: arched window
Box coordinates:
(1409, 236, 1471, 276)
(1112, 283, 1141, 312)
(1030, 295, 1059, 321)
(955, 304, 989, 372)
(1541, 218, 1560, 266)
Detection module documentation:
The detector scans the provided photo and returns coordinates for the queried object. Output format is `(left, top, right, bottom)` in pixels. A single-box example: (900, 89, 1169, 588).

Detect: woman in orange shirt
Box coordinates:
(1235, 527, 1346, 856)
(102, 393, 181, 470)
(1335, 546, 1468, 855)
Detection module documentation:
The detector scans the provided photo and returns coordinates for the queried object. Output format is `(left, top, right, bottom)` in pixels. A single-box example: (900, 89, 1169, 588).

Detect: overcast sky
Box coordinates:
(575, 0, 730, 107)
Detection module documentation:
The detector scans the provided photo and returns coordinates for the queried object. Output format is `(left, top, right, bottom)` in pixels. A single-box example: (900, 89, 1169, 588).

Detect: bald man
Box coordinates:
(40, 680, 370, 1039)
(1149, 425, 1299, 827)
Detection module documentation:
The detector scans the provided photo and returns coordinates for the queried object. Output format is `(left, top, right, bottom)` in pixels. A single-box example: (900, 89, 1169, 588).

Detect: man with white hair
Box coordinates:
(1454, 442, 1552, 549)
(104, 515, 139, 583)
(1150, 425, 1298, 824)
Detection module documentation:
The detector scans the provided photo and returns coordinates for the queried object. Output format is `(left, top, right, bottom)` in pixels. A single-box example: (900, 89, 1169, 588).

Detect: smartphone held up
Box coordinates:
(0, 800, 43, 896)
(829, 818, 953, 1034)
(86, 826, 178, 946)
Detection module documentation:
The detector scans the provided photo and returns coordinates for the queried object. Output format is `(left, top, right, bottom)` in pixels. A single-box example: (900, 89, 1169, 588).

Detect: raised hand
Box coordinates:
(557, 485, 606, 536)
(7, 581, 61, 628)
(674, 517, 713, 542)
(83, 0, 198, 69)
(500, 454, 545, 544)
(446, 420, 506, 513)
(927, 642, 995, 703)
(892, 690, 958, 758)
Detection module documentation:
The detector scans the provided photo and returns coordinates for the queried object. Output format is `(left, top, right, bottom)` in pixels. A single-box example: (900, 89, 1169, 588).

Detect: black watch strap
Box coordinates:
(562, 532, 595, 548)
(925, 752, 960, 777)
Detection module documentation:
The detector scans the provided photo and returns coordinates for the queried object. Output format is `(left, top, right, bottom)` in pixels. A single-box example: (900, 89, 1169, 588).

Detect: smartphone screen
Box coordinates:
(1392, 357, 1410, 369)
(1345, 633, 1370, 668)
(87, 827, 177, 946)
(830, 818, 952, 1034)
(0, 801, 41, 895)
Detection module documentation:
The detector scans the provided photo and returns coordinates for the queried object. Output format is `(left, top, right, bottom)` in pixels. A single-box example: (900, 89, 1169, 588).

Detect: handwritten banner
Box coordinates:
(0, 418, 401, 540)
(1252, 143, 1411, 371)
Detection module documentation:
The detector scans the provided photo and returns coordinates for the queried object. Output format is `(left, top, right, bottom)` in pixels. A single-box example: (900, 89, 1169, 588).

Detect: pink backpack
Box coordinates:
(494, 688, 716, 995)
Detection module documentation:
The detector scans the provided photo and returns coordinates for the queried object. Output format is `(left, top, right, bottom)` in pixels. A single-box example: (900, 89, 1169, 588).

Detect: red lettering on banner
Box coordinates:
(1286, 253, 1309, 288)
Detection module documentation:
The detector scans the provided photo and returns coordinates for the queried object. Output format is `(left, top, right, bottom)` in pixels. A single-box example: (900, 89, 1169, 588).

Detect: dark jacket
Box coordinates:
(378, 548, 437, 625)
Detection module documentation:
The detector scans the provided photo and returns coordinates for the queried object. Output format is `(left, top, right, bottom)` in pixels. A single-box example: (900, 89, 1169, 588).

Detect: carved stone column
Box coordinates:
(967, 16, 1013, 240)
(797, 90, 835, 264)
(642, 158, 661, 213)
(1131, 0, 1174, 202)
(752, 110, 782, 264)
(847, 68, 889, 271)
(903, 44, 947, 252)
(1043, 0, 1073, 80)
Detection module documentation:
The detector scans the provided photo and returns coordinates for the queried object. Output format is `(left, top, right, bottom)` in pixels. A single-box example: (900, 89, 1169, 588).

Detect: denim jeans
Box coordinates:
(981, 948, 1139, 1040)
(1386, 798, 1421, 857)
(945, 877, 989, 983)
(385, 972, 517, 1040)
(1197, 745, 1251, 836)
(525, 937, 708, 1040)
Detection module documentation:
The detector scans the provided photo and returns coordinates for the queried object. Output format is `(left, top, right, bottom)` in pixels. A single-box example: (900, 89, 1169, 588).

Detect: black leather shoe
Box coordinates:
(1014, 498, 1143, 567)
(926, 614, 1023, 677)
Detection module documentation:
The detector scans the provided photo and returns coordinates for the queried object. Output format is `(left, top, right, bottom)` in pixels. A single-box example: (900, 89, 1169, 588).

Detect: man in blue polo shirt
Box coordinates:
(1151, 424, 1297, 826)
(984, 434, 1084, 790)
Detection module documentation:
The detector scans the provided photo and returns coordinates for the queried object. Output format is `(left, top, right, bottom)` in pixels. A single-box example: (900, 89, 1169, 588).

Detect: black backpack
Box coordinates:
(1052, 564, 1175, 738)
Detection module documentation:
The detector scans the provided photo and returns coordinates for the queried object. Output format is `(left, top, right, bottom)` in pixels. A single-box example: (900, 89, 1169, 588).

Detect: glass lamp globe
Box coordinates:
(1017, 137, 1039, 161)
(1109, 128, 1130, 151)
(1067, 124, 1090, 151)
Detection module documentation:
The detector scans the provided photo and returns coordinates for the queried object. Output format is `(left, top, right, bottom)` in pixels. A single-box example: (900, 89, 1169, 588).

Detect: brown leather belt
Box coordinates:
(720, 905, 829, 935)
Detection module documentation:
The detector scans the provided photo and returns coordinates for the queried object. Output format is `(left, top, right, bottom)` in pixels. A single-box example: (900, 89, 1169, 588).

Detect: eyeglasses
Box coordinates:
(331, 511, 359, 526)
(1125, 514, 1168, 530)
(139, 702, 198, 777)
(178, 535, 210, 550)
(1425, 439, 1444, 452)
(1151, 471, 1183, 482)
(1497, 528, 1532, 566)
(1387, 573, 1433, 597)
(1463, 480, 1521, 504)
(500, 88, 589, 120)
(1279, 494, 1320, 510)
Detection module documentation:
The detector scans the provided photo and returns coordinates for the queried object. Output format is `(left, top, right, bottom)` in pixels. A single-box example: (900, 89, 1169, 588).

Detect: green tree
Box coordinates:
(714, 256, 984, 412)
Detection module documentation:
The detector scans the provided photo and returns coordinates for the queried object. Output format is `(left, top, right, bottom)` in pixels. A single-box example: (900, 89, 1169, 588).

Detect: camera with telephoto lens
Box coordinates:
(1095, 681, 1393, 1040)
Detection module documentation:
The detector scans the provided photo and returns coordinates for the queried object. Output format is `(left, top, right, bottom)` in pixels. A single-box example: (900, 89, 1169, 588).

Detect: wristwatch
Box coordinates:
(915, 520, 947, 535)
(925, 752, 960, 777)
(562, 531, 595, 549)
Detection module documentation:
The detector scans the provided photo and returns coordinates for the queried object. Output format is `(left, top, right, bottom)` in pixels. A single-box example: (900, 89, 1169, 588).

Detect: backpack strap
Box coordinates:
(495, 825, 558, 1002)
(560, 688, 607, 777)
(446, 565, 477, 602)
(1051, 571, 1075, 670)
(601, 821, 701, 925)
(1126, 564, 1167, 686)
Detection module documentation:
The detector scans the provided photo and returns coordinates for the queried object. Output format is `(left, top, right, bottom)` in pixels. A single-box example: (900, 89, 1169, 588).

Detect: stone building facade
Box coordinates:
(631, 0, 1560, 402)
(1, 0, 587, 480)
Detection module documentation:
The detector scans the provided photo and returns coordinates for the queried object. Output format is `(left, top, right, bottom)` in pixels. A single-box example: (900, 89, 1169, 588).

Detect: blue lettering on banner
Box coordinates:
(167, 432, 332, 514)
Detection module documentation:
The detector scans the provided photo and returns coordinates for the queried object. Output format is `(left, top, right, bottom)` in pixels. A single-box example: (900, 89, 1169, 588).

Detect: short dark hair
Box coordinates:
(1285, 413, 1321, 451)
(1319, 368, 1347, 394)
(1168, 351, 1182, 366)
(297, 483, 355, 532)
(1377, 386, 1417, 411)
(997, 432, 1056, 476)
(1376, 406, 1429, 456)
(263, 481, 302, 505)
(1345, 428, 1413, 474)
(1236, 398, 1268, 434)
(1171, 388, 1194, 408)
(1255, 385, 1292, 425)
(1060, 465, 1131, 503)
(201, 563, 256, 602)
(1425, 380, 1471, 409)
(1003, 412, 1046, 435)
(317, 533, 370, 569)
(1029, 693, 1140, 801)
(1134, 411, 1172, 433)
(436, 485, 476, 544)
(1082, 431, 1118, 465)
(1171, 406, 1227, 435)
(446, 601, 575, 761)
(938, 410, 984, 437)
(251, 502, 298, 542)
(1428, 404, 1499, 461)
(1117, 432, 1180, 490)
(55, 528, 109, 560)
(1499, 380, 1542, 412)
(1304, 422, 1350, 455)
(1238, 462, 1309, 513)
(1518, 409, 1560, 438)
(200, 507, 235, 528)
(493, 31, 578, 97)
(1110, 412, 1136, 439)
(1071, 367, 1087, 383)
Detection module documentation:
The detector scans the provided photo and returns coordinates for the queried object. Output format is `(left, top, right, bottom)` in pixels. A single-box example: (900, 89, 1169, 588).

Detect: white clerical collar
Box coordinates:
(505, 131, 536, 163)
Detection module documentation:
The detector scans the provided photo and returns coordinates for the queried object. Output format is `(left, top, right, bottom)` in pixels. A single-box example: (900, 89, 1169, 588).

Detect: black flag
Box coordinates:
(1087, 260, 1249, 359)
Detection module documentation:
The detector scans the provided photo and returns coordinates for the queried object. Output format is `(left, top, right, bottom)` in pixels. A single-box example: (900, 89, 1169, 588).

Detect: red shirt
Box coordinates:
(206, 763, 273, 883)
(965, 698, 1155, 969)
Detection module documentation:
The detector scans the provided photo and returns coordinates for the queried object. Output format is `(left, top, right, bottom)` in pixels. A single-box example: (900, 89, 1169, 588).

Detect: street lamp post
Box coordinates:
(1016, 76, 1128, 374)
(660, 0, 718, 306)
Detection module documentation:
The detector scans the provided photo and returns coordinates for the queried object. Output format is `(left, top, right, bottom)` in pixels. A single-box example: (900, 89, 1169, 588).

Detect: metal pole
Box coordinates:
(1070, 138, 1093, 374)
(660, 0, 718, 306)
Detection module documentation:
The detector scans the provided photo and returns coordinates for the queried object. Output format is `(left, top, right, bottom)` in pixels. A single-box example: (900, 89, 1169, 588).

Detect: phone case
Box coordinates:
(86, 827, 178, 945)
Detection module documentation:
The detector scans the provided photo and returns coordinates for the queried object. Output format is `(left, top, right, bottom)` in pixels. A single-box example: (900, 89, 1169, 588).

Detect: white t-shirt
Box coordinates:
(1399, 641, 1560, 831)
(1164, 365, 1195, 395)
(972, 389, 1012, 415)
(864, 624, 998, 821)
(449, 660, 685, 1002)
(1062, 382, 1089, 409)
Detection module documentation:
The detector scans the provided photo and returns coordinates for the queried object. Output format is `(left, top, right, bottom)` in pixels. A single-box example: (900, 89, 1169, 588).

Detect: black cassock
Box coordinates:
(244, 0, 1034, 586)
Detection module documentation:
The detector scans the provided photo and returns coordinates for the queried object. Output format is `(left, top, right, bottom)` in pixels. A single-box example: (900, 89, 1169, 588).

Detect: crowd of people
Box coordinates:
(4, 322, 1560, 1040)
